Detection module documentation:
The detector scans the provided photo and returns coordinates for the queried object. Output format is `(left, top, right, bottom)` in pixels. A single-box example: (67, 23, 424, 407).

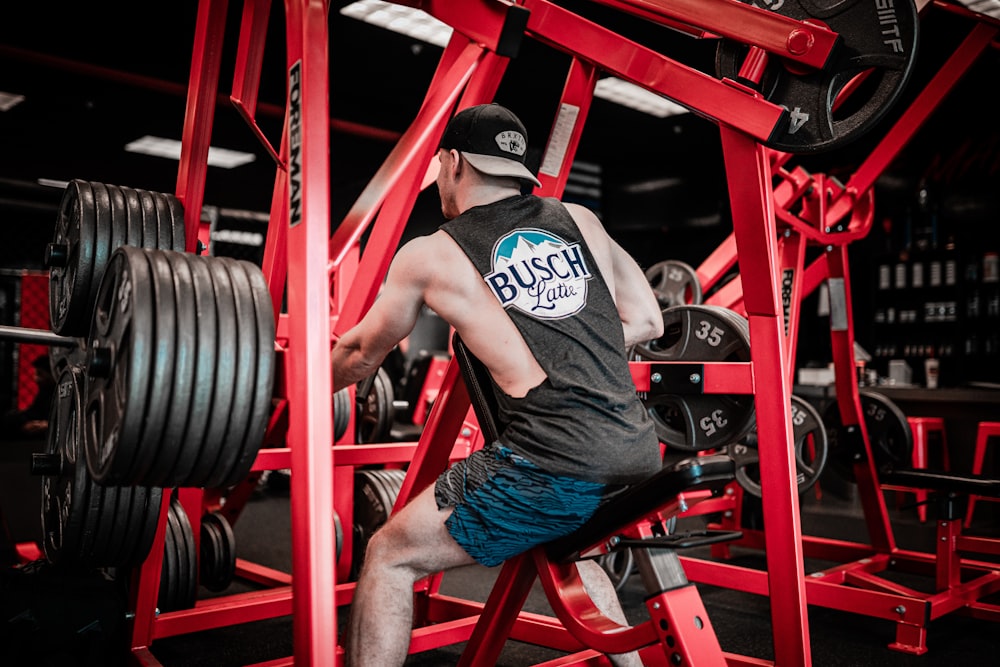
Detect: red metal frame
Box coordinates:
(116, 1, 1000, 666)
(662, 5, 1000, 657)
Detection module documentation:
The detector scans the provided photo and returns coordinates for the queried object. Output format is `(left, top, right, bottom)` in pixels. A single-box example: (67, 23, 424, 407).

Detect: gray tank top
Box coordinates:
(440, 195, 659, 484)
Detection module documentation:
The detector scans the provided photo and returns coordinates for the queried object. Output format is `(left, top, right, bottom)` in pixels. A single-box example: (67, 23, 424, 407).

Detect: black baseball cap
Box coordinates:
(439, 103, 542, 188)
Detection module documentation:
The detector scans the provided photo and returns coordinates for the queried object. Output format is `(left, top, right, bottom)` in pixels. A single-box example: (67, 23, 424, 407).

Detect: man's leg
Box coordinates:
(577, 558, 644, 667)
(345, 483, 475, 667)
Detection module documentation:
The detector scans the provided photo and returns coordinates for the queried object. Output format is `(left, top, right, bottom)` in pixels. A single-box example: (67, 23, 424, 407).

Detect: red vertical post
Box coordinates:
(719, 126, 811, 667)
(284, 1, 336, 665)
(175, 0, 230, 253)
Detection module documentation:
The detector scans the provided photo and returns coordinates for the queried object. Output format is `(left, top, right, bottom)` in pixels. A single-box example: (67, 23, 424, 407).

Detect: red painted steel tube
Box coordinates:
(834, 22, 999, 223)
(175, 0, 230, 254)
(720, 126, 811, 667)
(521, 0, 790, 144)
(283, 2, 337, 665)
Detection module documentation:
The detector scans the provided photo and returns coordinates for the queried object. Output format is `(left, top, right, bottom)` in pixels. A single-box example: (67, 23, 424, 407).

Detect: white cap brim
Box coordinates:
(462, 152, 542, 188)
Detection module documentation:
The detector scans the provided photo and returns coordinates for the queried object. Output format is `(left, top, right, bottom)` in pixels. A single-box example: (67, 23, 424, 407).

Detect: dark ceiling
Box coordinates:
(1, 1, 998, 270)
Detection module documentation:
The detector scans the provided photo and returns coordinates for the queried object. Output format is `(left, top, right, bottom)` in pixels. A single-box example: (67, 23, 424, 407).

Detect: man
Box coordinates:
(334, 103, 664, 666)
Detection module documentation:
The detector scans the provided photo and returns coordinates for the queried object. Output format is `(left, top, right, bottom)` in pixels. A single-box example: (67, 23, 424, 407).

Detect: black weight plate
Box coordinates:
(637, 305, 755, 451)
(645, 259, 703, 309)
(151, 191, 174, 251)
(120, 186, 145, 248)
(333, 389, 351, 441)
(163, 192, 187, 252)
(136, 188, 160, 249)
(733, 395, 828, 498)
(356, 368, 394, 444)
(334, 510, 343, 561)
(172, 496, 198, 609)
(200, 511, 236, 592)
(85, 246, 156, 484)
(85, 482, 123, 567)
(170, 253, 219, 486)
(202, 258, 256, 489)
(121, 485, 164, 569)
(791, 394, 828, 495)
(40, 366, 87, 564)
(352, 469, 394, 577)
(89, 182, 115, 314)
(48, 180, 98, 336)
(127, 250, 178, 486)
(104, 183, 129, 253)
(105, 485, 143, 568)
(147, 251, 198, 487)
(715, 0, 919, 153)
(188, 257, 238, 488)
(200, 516, 224, 589)
(159, 500, 181, 611)
(822, 389, 913, 481)
(220, 259, 276, 487)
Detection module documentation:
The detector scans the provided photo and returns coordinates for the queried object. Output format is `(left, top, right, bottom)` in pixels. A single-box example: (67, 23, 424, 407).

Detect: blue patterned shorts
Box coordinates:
(434, 443, 612, 567)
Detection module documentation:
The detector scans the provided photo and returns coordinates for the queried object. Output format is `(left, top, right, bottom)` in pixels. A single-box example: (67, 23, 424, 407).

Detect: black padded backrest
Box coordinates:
(451, 332, 501, 445)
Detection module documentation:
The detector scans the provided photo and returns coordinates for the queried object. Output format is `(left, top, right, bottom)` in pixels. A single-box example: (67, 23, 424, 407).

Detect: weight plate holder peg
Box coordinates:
(644, 259, 703, 310)
(727, 394, 829, 498)
(634, 305, 756, 452)
(822, 389, 913, 482)
(715, 0, 920, 153)
(33, 364, 162, 569)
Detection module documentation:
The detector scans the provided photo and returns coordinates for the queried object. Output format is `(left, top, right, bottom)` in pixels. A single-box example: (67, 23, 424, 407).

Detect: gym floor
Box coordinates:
(140, 474, 1000, 667)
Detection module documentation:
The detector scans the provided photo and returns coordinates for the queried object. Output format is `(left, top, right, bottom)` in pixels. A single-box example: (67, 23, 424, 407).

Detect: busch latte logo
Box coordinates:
(484, 228, 591, 319)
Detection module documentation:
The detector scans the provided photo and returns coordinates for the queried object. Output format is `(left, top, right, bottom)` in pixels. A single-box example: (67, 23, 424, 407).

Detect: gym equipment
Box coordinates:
(823, 389, 913, 483)
(635, 304, 756, 451)
(716, 0, 920, 153)
(670, 4, 1000, 655)
(46, 179, 185, 337)
(115, 0, 932, 664)
(730, 394, 828, 498)
(158, 494, 198, 612)
(33, 364, 161, 569)
(354, 368, 395, 444)
(644, 259, 703, 309)
(84, 246, 275, 488)
(199, 511, 237, 593)
(333, 388, 351, 441)
(351, 467, 405, 579)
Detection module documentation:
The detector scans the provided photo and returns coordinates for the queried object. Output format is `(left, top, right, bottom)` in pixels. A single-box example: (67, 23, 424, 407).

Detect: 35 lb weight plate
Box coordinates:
(645, 259, 703, 309)
(716, 0, 920, 153)
(636, 305, 756, 451)
(822, 389, 912, 481)
(729, 394, 829, 498)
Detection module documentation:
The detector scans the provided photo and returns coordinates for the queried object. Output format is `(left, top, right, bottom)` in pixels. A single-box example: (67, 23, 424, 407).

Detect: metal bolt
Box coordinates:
(894, 605, 906, 615)
(787, 28, 814, 55)
(689, 373, 701, 384)
(652, 602, 661, 610)
(651, 372, 662, 384)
